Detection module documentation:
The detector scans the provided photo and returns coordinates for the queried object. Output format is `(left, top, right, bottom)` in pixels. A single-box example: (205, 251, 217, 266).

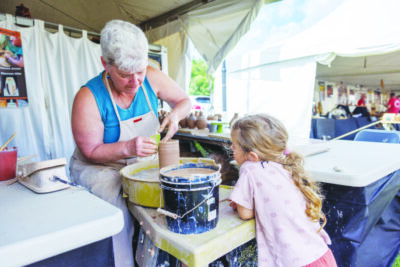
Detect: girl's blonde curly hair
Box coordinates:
(231, 113, 326, 230)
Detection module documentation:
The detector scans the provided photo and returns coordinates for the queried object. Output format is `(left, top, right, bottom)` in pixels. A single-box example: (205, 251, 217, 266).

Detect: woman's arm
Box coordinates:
(146, 66, 191, 140)
(71, 86, 157, 163)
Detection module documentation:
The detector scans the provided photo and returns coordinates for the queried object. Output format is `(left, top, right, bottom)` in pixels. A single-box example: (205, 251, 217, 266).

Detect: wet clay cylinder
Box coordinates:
(158, 140, 180, 169)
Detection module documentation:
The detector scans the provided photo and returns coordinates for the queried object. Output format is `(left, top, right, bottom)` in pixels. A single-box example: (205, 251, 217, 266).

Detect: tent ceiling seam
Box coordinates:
(139, 0, 215, 31)
(1, 13, 100, 37)
(39, 0, 97, 32)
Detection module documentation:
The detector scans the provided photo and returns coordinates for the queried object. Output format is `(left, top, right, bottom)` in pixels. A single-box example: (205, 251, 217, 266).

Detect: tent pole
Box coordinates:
(222, 60, 227, 112)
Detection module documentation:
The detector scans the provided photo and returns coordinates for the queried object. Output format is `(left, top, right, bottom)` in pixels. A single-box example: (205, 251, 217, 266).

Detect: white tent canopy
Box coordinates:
(220, 0, 400, 141)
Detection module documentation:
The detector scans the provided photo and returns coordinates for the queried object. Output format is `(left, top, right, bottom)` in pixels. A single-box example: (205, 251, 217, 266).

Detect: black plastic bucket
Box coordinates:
(159, 162, 221, 234)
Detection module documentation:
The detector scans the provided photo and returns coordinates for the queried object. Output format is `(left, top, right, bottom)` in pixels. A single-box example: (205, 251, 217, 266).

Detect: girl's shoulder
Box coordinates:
(241, 160, 284, 171)
(240, 161, 285, 177)
(241, 161, 290, 184)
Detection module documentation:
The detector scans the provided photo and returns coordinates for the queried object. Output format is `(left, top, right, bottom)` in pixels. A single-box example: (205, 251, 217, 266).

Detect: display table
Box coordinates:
(128, 186, 255, 267)
(0, 182, 124, 267)
(301, 140, 400, 266)
(302, 140, 400, 186)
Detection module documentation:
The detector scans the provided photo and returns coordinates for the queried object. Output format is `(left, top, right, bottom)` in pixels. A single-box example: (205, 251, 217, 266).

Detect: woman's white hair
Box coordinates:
(100, 20, 148, 73)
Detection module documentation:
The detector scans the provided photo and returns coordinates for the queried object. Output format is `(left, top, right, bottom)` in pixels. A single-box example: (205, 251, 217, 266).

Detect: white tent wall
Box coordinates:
(219, 56, 316, 141)
(0, 14, 102, 164)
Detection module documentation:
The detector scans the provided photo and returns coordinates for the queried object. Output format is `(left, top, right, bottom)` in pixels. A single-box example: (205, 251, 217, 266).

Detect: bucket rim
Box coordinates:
(160, 178, 221, 191)
(160, 162, 221, 183)
(160, 173, 221, 185)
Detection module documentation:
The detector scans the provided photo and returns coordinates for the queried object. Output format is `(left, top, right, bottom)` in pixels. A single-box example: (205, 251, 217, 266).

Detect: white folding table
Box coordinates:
(0, 182, 124, 267)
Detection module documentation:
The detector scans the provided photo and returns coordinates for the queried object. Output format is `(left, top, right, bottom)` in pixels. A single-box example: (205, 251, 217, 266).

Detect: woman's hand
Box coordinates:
(159, 112, 180, 141)
(146, 66, 191, 141)
(126, 136, 158, 157)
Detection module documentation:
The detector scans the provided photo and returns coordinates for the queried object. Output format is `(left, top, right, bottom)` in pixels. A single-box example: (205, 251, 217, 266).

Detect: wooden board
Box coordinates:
(178, 128, 210, 136)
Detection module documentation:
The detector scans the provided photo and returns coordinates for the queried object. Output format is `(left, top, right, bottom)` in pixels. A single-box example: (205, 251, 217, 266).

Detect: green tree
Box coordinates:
(189, 59, 214, 95)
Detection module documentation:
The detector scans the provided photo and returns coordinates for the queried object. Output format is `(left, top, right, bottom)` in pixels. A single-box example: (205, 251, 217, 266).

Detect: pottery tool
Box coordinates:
(150, 133, 160, 146)
(50, 175, 91, 192)
(293, 144, 330, 157)
(0, 132, 16, 152)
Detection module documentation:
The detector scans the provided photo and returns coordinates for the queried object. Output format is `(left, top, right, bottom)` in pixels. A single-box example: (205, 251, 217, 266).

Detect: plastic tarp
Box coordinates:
(322, 170, 400, 267)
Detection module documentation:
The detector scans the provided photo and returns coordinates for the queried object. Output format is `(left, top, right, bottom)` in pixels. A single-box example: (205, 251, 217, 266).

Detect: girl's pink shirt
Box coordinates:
(230, 161, 331, 267)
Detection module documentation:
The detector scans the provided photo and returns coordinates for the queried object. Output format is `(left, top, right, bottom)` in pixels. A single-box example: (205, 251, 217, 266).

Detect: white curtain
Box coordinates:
(0, 14, 102, 164)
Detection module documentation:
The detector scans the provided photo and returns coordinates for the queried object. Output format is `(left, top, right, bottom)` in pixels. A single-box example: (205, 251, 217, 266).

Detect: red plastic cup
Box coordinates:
(0, 147, 17, 181)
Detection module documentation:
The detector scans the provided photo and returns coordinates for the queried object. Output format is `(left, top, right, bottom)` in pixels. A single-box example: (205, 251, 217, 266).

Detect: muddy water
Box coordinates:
(130, 167, 159, 181)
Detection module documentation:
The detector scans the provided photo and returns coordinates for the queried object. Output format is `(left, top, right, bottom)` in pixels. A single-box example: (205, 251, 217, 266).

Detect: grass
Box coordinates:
(393, 253, 400, 267)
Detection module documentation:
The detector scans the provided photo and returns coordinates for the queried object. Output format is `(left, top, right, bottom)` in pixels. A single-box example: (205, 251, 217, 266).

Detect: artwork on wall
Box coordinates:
(0, 27, 28, 108)
(337, 82, 348, 105)
(318, 81, 325, 101)
(327, 84, 333, 98)
(348, 89, 356, 105)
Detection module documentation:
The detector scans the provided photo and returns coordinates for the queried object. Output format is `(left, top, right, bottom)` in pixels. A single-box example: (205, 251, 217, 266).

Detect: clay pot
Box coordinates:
(158, 140, 180, 169)
(187, 114, 197, 129)
(179, 117, 188, 128)
(196, 116, 208, 129)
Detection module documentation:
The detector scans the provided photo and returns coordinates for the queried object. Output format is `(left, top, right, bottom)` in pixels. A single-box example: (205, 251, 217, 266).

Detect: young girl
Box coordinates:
(229, 114, 336, 267)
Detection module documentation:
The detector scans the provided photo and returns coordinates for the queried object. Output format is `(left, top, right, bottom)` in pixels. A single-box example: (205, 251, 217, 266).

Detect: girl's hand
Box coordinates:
(229, 200, 237, 211)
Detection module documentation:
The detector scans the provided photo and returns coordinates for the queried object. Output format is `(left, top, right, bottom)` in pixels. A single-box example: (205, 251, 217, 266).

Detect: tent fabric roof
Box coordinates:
(0, 0, 198, 33)
(0, 0, 278, 75)
(230, 0, 400, 91)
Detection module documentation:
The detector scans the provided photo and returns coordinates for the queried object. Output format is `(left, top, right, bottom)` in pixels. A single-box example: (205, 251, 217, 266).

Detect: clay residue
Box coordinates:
(166, 168, 216, 178)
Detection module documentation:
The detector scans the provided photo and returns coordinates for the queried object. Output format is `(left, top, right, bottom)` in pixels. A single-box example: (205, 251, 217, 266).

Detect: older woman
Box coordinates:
(70, 20, 191, 267)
